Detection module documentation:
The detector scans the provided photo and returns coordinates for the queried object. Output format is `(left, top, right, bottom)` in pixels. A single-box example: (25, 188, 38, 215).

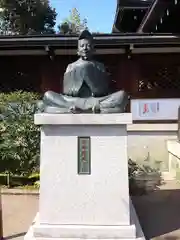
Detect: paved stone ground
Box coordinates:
(1, 181, 180, 240)
(133, 181, 180, 240)
(2, 195, 38, 240)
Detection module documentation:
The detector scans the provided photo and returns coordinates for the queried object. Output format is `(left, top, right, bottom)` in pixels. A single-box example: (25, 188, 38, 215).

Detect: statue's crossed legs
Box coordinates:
(37, 90, 129, 113)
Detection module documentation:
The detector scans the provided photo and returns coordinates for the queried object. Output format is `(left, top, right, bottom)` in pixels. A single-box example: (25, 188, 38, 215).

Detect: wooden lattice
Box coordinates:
(138, 65, 180, 98)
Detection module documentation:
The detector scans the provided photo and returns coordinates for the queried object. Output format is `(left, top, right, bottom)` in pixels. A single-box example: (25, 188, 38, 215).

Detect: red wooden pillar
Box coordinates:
(40, 60, 65, 94)
(114, 56, 141, 111)
(115, 56, 140, 97)
(128, 59, 140, 98)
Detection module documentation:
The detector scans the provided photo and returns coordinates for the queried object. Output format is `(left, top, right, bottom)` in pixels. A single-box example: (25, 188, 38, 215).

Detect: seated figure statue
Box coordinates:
(38, 29, 129, 114)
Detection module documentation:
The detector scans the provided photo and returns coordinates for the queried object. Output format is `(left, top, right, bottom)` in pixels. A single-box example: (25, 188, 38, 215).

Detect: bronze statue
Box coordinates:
(38, 29, 129, 113)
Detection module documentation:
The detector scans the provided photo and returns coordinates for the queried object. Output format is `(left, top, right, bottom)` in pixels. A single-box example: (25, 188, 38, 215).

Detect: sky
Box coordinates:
(49, 0, 117, 33)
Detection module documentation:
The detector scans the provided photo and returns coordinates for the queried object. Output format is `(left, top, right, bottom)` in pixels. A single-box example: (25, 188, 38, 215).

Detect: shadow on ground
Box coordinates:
(164, 237, 180, 240)
(4, 232, 26, 239)
(132, 189, 180, 240)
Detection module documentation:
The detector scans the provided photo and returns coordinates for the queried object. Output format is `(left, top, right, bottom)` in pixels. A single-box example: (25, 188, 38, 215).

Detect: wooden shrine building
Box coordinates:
(0, 0, 180, 120)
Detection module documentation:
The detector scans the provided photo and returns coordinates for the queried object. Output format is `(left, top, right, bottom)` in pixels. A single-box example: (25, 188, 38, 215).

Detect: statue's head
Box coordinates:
(77, 29, 94, 60)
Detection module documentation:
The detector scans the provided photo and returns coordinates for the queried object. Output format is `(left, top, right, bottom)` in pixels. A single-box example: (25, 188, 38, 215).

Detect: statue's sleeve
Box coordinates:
(65, 64, 72, 73)
(63, 63, 82, 96)
(97, 62, 106, 73)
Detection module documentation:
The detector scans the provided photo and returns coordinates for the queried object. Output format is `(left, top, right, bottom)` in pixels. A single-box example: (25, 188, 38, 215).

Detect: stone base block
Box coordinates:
(33, 223, 136, 239)
(24, 200, 146, 240)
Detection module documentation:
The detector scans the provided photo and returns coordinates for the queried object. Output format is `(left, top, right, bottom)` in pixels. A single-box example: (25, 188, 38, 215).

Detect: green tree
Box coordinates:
(0, 91, 41, 175)
(58, 8, 88, 34)
(0, 0, 57, 35)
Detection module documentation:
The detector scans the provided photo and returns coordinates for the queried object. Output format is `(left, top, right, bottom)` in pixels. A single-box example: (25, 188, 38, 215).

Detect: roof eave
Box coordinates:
(0, 34, 180, 55)
(137, 0, 173, 33)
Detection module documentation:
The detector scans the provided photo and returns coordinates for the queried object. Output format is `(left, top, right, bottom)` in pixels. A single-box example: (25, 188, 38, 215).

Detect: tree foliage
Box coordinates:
(0, 91, 41, 175)
(58, 8, 88, 34)
(0, 0, 57, 35)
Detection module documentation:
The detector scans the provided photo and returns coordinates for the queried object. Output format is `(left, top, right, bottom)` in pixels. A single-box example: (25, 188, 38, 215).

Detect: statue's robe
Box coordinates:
(63, 59, 110, 98)
(40, 59, 129, 113)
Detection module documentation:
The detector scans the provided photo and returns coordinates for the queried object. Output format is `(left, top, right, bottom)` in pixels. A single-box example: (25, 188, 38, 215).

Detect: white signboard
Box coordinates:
(131, 98, 180, 120)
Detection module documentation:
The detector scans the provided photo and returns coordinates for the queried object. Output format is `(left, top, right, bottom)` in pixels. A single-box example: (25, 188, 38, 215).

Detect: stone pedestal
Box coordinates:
(24, 113, 145, 240)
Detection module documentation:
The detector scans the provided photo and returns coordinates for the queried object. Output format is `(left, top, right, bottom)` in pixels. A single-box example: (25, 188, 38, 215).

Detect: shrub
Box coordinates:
(128, 158, 162, 195)
(0, 91, 41, 103)
(28, 172, 40, 184)
(34, 180, 40, 189)
(0, 91, 41, 176)
(0, 173, 35, 187)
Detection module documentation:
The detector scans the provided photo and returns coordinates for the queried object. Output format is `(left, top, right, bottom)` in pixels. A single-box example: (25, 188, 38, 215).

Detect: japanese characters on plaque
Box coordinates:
(78, 137, 91, 175)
